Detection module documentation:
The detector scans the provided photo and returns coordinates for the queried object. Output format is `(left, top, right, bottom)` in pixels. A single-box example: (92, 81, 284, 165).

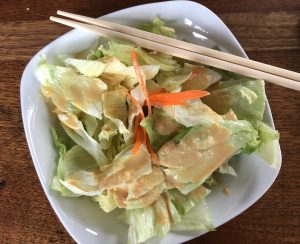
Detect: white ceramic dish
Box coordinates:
(21, 1, 282, 243)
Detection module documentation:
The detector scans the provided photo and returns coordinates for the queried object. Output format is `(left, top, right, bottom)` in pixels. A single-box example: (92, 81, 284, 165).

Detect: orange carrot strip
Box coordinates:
(131, 50, 152, 115)
(132, 126, 144, 154)
(132, 115, 140, 143)
(146, 137, 160, 165)
(151, 100, 188, 107)
(126, 92, 145, 119)
(149, 90, 210, 102)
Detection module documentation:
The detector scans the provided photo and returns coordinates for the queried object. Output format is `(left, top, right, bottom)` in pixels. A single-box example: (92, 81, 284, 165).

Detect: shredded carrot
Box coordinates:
(127, 91, 148, 154)
(131, 50, 152, 115)
(126, 92, 145, 119)
(132, 125, 144, 154)
(146, 137, 160, 165)
(149, 90, 210, 104)
(189, 68, 204, 80)
(132, 115, 140, 143)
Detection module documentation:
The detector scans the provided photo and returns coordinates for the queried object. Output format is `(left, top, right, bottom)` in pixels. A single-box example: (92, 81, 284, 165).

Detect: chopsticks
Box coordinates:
(50, 11, 300, 91)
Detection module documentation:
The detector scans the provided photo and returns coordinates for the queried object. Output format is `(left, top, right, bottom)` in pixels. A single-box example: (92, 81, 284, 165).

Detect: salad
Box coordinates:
(36, 17, 279, 244)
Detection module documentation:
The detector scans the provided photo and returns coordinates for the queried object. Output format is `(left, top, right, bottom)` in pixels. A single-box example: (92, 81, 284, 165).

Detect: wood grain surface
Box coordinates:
(0, 0, 299, 243)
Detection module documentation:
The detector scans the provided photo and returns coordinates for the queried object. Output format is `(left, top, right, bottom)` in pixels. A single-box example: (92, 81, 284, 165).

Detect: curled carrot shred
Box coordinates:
(127, 95, 148, 155)
(127, 92, 147, 155)
(126, 91, 145, 119)
(131, 50, 152, 115)
(149, 90, 209, 102)
(132, 125, 144, 154)
(132, 115, 140, 143)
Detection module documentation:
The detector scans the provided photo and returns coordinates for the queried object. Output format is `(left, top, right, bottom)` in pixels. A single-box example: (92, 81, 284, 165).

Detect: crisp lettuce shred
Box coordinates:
(141, 16, 177, 39)
(36, 16, 280, 244)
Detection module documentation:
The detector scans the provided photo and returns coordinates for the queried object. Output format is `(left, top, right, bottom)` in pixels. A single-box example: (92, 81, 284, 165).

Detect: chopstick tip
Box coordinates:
(49, 16, 58, 22)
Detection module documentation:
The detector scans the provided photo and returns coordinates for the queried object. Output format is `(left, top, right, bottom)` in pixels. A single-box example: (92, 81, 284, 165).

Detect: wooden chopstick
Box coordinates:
(57, 10, 300, 82)
(49, 14, 300, 91)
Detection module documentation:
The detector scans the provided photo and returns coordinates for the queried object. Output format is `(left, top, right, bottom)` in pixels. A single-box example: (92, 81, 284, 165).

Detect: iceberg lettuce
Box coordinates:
(37, 58, 108, 119)
(141, 16, 177, 39)
(140, 115, 171, 151)
(99, 38, 135, 66)
(156, 69, 192, 92)
(93, 190, 117, 213)
(120, 186, 212, 244)
(64, 58, 106, 77)
(137, 48, 180, 72)
(55, 145, 101, 196)
(182, 64, 222, 91)
(203, 78, 267, 121)
(102, 89, 130, 143)
(58, 113, 108, 166)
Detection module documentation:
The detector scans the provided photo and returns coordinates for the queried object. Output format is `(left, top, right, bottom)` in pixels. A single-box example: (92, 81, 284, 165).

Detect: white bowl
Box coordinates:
(20, 1, 282, 243)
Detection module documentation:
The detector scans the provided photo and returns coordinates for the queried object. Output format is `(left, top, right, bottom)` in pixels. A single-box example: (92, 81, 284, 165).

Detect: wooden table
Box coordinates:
(0, 0, 299, 243)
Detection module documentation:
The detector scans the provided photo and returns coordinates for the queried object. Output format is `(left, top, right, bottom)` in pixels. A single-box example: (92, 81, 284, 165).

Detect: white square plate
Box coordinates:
(21, 1, 282, 243)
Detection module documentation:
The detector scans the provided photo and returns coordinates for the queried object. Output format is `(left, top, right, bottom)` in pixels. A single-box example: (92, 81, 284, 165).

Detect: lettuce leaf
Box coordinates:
(51, 128, 78, 197)
(172, 199, 214, 231)
(172, 127, 193, 144)
(153, 194, 172, 237)
(80, 113, 100, 138)
(102, 89, 130, 143)
(169, 186, 210, 215)
(218, 161, 237, 176)
(222, 119, 259, 153)
(122, 65, 160, 89)
(80, 36, 107, 60)
(98, 119, 118, 150)
(99, 38, 135, 66)
(56, 145, 101, 196)
(163, 98, 279, 167)
(50, 127, 70, 157)
(141, 16, 177, 39)
(100, 57, 127, 86)
(37, 58, 108, 119)
(137, 48, 180, 72)
(159, 120, 258, 193)
(140, 115, 172, 151)
(162, 100, 223, 127)
(203, 78, 267, 121)
(93, 190, 117, 213)
(99, 146, 152, 190)
(64, 58, 106, 77)
(120, 186, 212, 243)
(58, 113, 108, 166)
(125, 183, 165, 209)
(248, 120, 279, 152)
(120, 205, 157, 244)
(182, 64, 222, 91)
(244, 120, 280, 167)
(156, 70, 192, 92)
(127, 165, 165, 200)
